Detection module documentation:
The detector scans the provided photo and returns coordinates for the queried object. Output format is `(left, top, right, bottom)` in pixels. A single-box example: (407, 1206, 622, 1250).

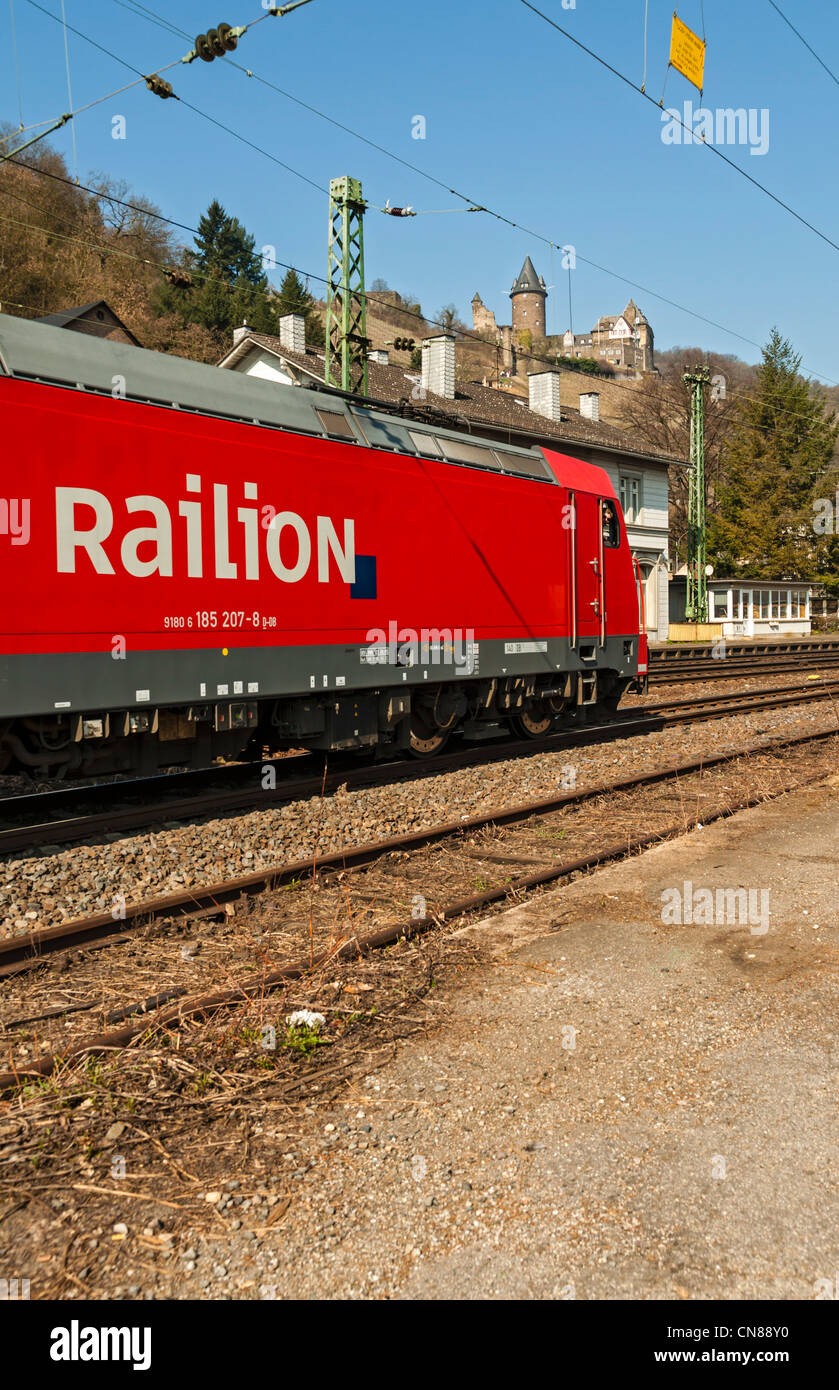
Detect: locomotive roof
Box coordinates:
(0, 311, 564, 486)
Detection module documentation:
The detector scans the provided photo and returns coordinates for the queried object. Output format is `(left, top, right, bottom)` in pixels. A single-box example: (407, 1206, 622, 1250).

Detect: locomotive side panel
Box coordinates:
(0, 320, 645, 769)
(1, 376, 584, 718)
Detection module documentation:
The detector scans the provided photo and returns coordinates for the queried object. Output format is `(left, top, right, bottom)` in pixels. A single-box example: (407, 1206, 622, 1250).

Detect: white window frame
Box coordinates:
(711, 589, 730, 619)
(619, 473, 642, 525)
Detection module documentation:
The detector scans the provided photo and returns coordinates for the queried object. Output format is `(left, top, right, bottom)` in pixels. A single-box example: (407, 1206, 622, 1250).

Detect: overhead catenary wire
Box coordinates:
(0, 293, 63, 314)
(6, 112, 73, 135)
(640, 0, 649, 92)
(23, 0, 833, 376)
(766, 0, 839, 89)
(22, 0, 329, 198)
(13, 0, 318, 161)
(5, 75, 839, 422)
(0, 67, 157, 166)
(9, 0, 25, 129)
(91, 0, 839, 375)
(21, 0, 165, 121)
(58, 0, 78, 182)
(4, 201, 828, 449)
(0, 7, 170, 155)
(518, 0, 839, 259)
(4, 137, 838, 426)
(9, 2, 839, 412)
(110, 0, 188, 42)
(1, 164, 833, 441)
(0, 208, 181, 274)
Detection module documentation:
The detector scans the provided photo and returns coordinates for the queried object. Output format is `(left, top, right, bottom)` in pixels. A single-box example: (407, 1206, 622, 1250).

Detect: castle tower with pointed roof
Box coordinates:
(509, 255, 547, 340)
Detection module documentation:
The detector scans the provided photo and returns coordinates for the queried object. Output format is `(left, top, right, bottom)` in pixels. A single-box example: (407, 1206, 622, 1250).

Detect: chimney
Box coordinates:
(421, 335, 455, 399)
(278, 313, 306, 353)
(368, 348, 389, 365)
(579, 391, 600, 421)
(232, 321, 250, 347)
(528, 370, 561, 422)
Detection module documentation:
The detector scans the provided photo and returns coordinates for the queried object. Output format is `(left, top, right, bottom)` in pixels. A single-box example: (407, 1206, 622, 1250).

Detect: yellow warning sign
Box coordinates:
(669, 12, 705, 93)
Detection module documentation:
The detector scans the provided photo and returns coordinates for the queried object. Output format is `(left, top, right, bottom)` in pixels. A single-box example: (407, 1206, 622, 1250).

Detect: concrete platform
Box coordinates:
(284, 775, 839, 1299)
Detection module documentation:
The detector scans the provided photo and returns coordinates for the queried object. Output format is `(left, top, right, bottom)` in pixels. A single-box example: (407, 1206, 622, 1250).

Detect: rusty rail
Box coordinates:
(2, 738, 834, 1092)
(2, 721, 838, 981)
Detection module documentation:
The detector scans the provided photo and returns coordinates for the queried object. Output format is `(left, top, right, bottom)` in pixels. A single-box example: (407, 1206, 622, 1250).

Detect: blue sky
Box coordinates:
(5, 0, 839, 381)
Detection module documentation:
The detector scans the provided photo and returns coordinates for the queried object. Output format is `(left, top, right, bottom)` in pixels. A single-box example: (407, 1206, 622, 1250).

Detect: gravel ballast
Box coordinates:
(2, 700, 838, 936)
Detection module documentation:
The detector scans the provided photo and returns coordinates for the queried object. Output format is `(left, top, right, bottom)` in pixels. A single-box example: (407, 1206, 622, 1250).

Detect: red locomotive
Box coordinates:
(0, 312, 647, 774)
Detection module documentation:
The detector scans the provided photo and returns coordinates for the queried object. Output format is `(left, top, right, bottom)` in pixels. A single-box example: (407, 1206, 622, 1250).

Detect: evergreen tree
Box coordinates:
(194, 199, 266, 287)
(156, 199, 277, 348)
(274, 267, 324, 346)
(709, 329, 838, 579)
(275, 267, 312, 316)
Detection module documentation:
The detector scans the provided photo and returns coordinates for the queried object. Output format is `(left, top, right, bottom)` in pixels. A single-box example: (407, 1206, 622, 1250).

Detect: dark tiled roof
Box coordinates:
(218, 331, 685, 468)
(36, 301, 140, 345)
(37, 301, 108, 326)
(509, 255, 546, 297)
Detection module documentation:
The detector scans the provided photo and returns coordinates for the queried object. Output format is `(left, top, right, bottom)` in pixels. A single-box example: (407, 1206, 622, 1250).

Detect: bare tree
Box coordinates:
(614, 351, 748, 560)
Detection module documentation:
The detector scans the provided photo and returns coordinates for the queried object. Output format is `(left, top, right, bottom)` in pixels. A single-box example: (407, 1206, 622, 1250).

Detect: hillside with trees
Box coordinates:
(0, 128, 316, 360)
(709, 331, 839, 587)
(3, 131, 838, 591)
(616, 337, 839, 587)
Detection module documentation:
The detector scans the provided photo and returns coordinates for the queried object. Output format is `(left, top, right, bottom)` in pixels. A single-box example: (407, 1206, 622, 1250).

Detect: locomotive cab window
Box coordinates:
(601, 498, 620, 547)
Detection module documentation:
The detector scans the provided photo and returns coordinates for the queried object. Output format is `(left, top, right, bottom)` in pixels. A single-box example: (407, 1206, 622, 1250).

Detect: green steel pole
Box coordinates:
(683, 365, 710, 624)
(325, 175, 368, 396)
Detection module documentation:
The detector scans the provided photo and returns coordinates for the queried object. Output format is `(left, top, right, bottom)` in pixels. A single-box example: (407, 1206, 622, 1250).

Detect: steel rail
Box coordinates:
(647, 656, 839, 684)
(2, 678, 839, 859)
(1, 721, 837, 980)
(2, 730, 835, 1091)
(649, 638, 839, 661)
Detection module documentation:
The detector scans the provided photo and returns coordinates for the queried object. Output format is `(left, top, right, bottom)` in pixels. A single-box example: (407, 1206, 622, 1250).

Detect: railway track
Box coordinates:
(649, 637, 839, 662)
(1, 642, 835, 841)
(647, 645, 839, 683)
(2, 720, 837, 1090)
(2, 675, 839, 858)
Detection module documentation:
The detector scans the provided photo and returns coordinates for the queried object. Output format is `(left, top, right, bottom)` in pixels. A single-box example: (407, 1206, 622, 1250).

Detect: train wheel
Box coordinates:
(408, 714, 450, 758)
(509, 707, 553, 739)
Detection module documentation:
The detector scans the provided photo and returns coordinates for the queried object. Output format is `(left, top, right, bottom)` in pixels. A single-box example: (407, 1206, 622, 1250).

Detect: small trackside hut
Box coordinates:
(669, 576, 812, 638)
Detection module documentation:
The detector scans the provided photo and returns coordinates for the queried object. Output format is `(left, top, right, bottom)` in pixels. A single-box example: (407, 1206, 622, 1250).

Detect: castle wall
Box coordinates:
(471, 296, 499, 337)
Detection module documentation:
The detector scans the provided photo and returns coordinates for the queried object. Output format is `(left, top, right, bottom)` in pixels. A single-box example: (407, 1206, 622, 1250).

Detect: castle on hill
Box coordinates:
(471, 256, 655, 377)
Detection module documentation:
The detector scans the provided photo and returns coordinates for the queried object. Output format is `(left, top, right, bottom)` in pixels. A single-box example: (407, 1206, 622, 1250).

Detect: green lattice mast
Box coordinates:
(325, 176, 368, 395)
(683, 365, 710, 623)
